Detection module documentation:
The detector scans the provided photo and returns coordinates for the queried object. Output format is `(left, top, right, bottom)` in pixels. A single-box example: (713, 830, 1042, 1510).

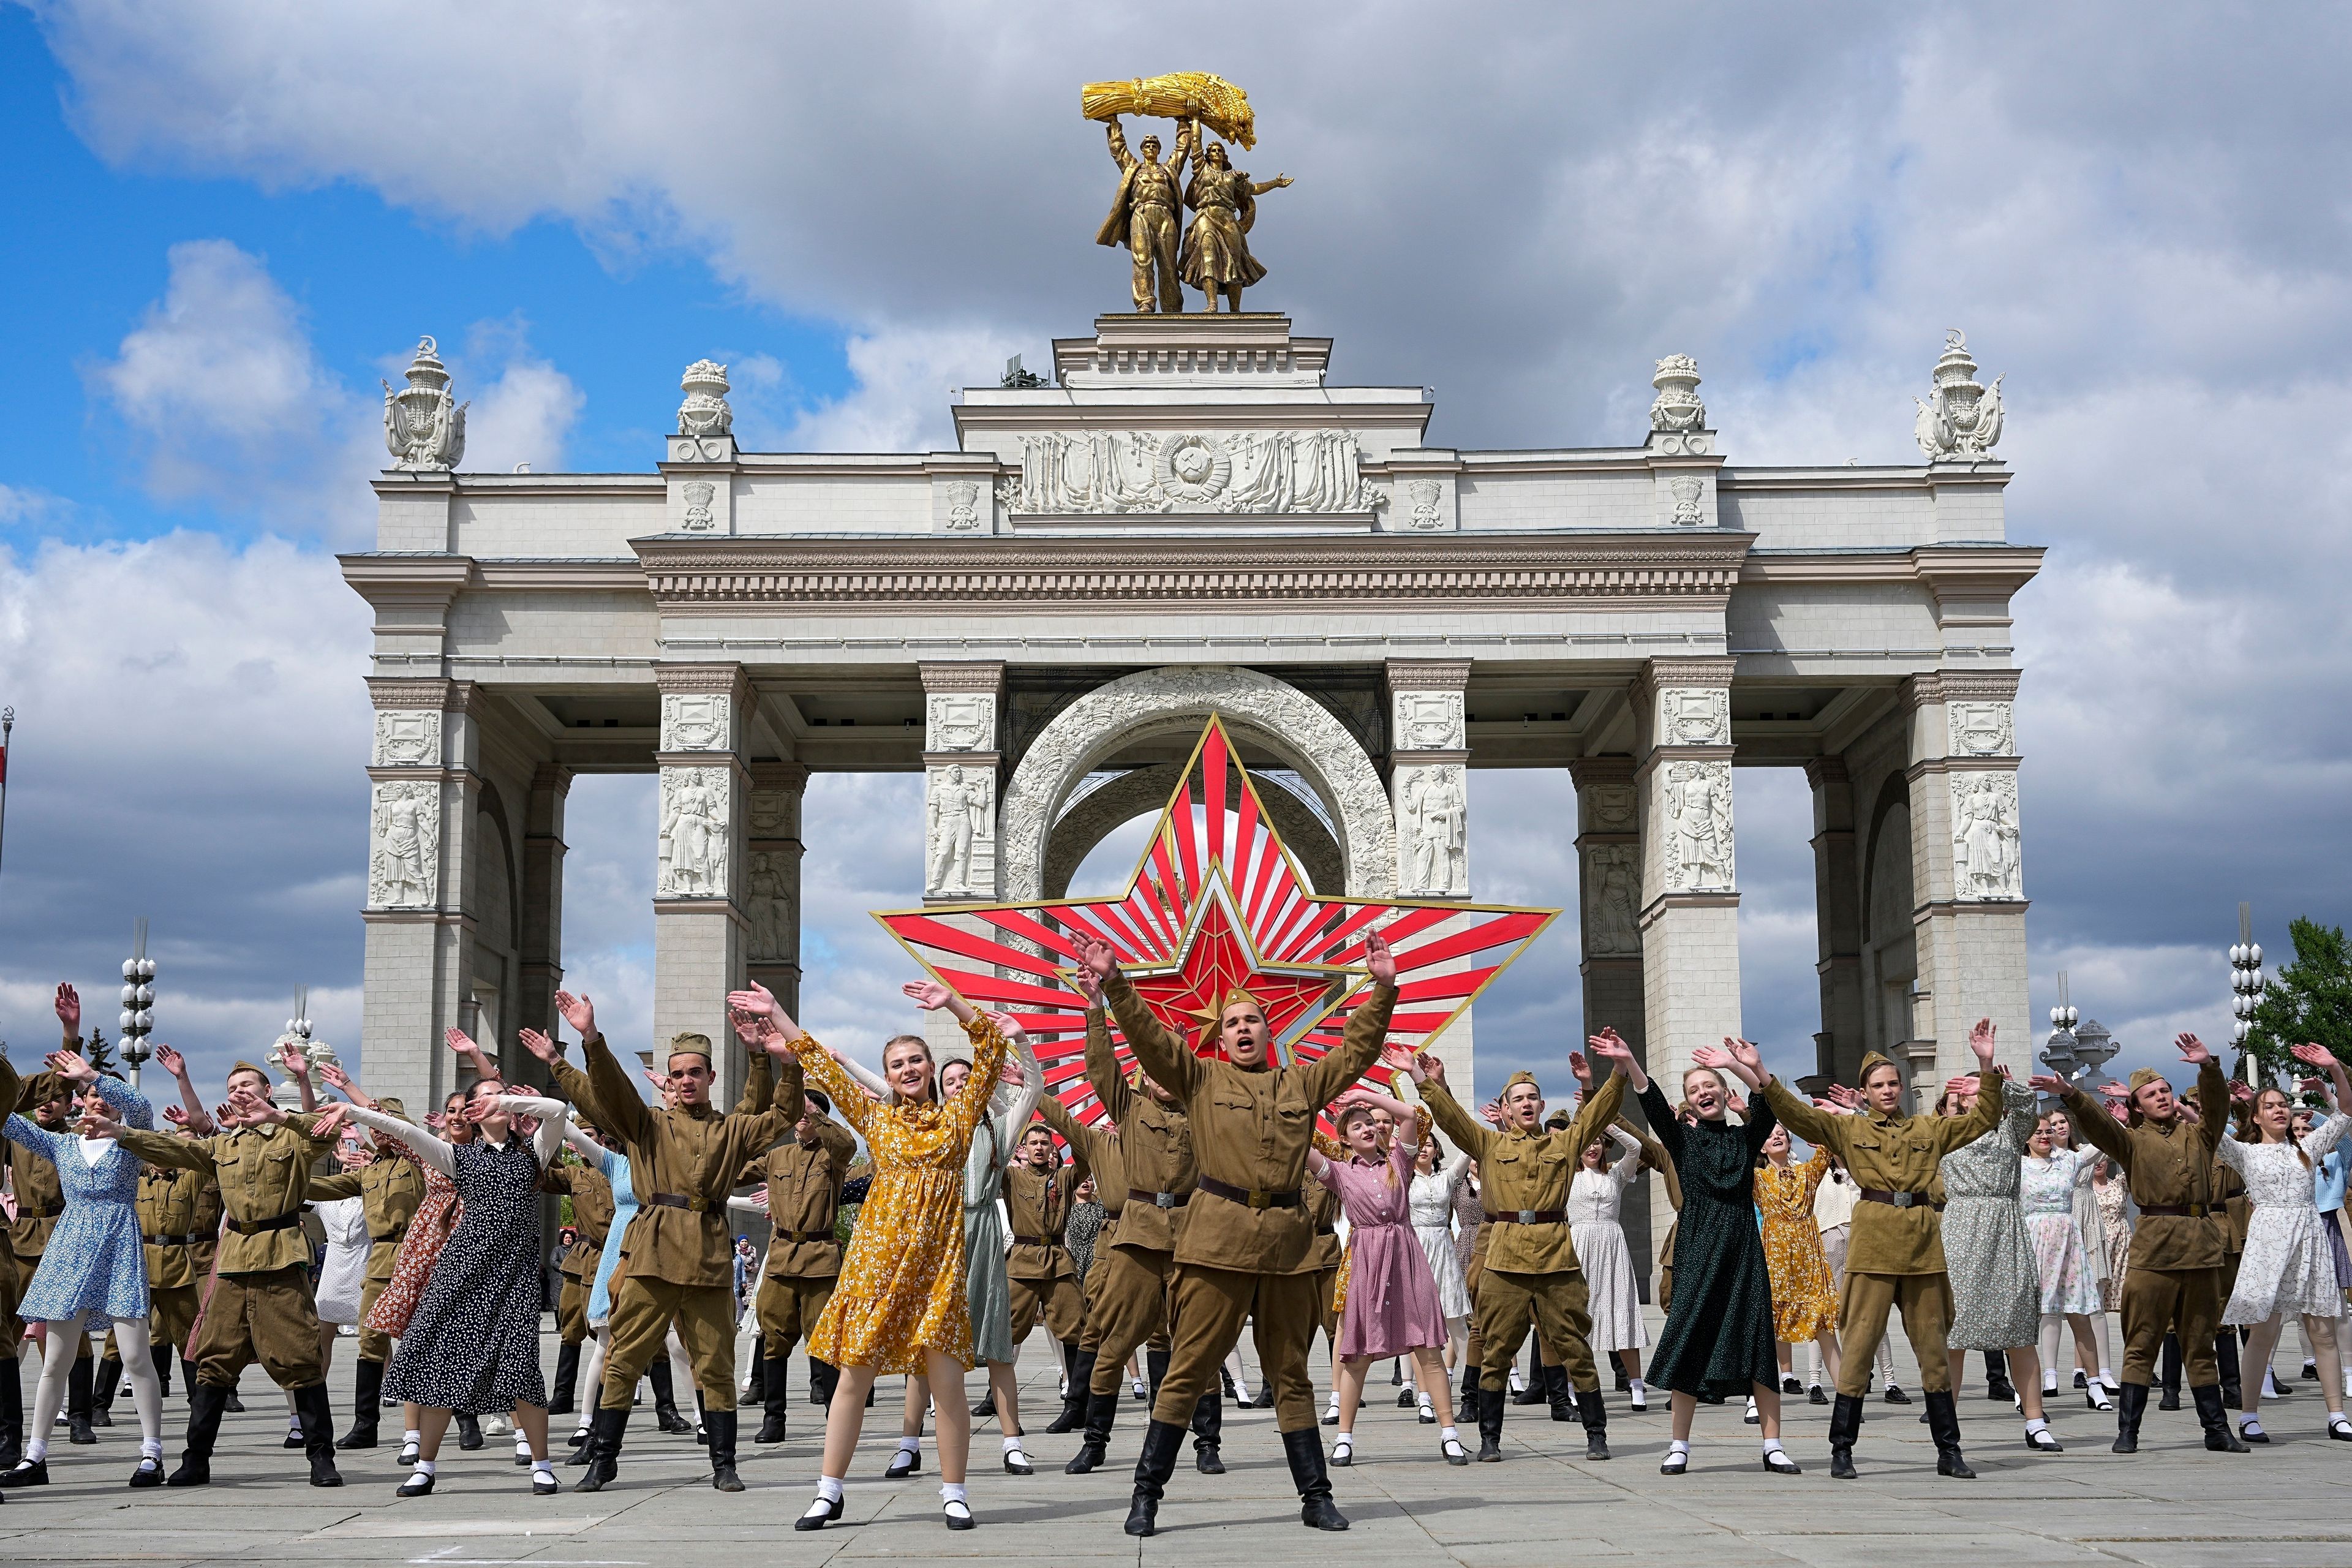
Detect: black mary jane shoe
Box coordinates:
(396, 1471, 436, 1498)
(1003, 1445, 1034, 1476)
(2027, 1427, 2065, 1453)
(2328, 1419, 2352, 1442)
(284, 1425, 307, 1450)
(130, 1456, 167, 1489)
(1330, 1439, 1353, 1468)
(1659, 1449, 1689, 1476)
(883, 1448, 922, 1479)
(2238, 1421, 2269, 1446)
(1441, 1436, 1470, 1466)
(398, 1439, 423, 1466)
(943, 1499, 976, 1532)
(1763, 1449, 1803, 1476)
(795, 1496, 844, 1532)
(2, 1458, 48, 1486)
(532, 1470, 561, 1495)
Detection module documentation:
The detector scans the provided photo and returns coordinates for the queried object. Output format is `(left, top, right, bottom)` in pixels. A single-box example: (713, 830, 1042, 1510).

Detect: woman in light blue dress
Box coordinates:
(2, 1047, 166, 1488)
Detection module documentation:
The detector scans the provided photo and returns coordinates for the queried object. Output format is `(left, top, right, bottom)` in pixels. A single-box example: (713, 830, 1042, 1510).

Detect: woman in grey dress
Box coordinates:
(843, 1017, 1041, 1478)
(1936, 1072, 2062, 1452)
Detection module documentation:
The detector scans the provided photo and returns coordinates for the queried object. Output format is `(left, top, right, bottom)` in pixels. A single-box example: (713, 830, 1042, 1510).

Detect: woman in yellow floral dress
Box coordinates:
(1755, 1125, 1842, 1397)
(729, 976, 1008, 1534)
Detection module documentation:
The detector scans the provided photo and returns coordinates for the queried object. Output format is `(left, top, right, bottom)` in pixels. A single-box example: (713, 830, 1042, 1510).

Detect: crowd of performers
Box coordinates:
(4, 954, 2351, 1530)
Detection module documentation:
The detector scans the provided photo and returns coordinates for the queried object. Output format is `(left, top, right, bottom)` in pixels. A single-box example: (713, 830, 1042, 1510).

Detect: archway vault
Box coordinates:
(1044, 760, 1345, 900)
(1000, 666, 1395, 902)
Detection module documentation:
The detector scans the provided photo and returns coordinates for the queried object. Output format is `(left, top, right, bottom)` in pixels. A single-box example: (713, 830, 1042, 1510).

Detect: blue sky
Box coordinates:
(4, 3, 2350, 1110)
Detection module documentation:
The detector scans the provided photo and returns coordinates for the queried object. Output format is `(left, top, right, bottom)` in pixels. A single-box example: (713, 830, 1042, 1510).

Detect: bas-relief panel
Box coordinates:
(1393, 764, 1468, 897)
(1392, 690, 1465, 752)
(926, 763, 997, 897)
(658, 767, 731, 898)
(369, 780, 441, 908)
(1949, 772, 2023, 901)
(926, 692, 998, 753)
(661, 693, 732, 752)
(372, 710, 442, 767)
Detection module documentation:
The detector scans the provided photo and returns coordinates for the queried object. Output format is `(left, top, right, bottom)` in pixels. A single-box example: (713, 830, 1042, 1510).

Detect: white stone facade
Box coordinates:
(347, 312, 2038, 1124)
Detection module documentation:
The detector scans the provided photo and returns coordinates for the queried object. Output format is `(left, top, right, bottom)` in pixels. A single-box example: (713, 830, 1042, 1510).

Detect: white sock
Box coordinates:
(1333, 1430, 1352, 1447)
(533, 1457, 554, 1474)
(818, 1474, 845, 1502)
(1668, 1438, 1690, 1455)
(940, 1482, 968, 1505)
(1630, 1378, 1646, 1393)
(404, 1427, 423, 1444)
(2025, 1417, 2048, 1434)
(515, 1436, 533, 1453)
(415, 1458, 437, 1476)
(141, 1438, 164, 1460)
(2098, 1367, 2115, 1385)
(1002, 1435, 1024, 1453)
(2241, 1415, 2263, 1436)
(26, 1438, 48, 1463)
(1440, 1424, 1458, 1441)
(896, 1435, 921, 1457)
(1762, 1438, 1785, 1456)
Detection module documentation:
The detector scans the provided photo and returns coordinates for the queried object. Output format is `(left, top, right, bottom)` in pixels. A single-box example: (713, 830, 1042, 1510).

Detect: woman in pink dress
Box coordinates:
(1308, 1081, 1469, 1468)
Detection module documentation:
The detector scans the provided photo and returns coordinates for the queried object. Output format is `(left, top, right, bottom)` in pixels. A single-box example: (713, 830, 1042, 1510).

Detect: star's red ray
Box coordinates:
(876, 717, 1561, 1132)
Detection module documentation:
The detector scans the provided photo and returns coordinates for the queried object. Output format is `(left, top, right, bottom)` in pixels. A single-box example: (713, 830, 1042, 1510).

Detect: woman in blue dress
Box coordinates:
(2, 1044, 166, 1488)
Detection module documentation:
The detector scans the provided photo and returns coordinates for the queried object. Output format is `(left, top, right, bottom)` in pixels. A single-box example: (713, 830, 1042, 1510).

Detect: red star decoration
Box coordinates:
(876, 717, 1559, 1131)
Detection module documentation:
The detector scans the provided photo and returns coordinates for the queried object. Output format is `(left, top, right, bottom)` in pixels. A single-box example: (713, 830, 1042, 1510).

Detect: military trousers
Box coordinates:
(1833, 1270, 1956, 1398)
(354, 1275, 396, 1362)
(1476, 1267, 1599, 1393)
(754, 1273, 837, 1357)
(1087, 1245, 1186, 1396)
(602, 1275, 736, 1412)
(1009, 1272, 1085, 1346)
(1127, 203, 1181, 313)
(2119, 1266, 2223, 1386)
(556, 1277, 590, 1346)
(188, 1264, 326, 1390)
(1152, 1264, 1325, 1433)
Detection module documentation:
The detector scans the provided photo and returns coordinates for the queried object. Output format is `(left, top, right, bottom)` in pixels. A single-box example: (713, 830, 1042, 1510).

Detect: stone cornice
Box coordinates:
(652, 662, 750, 698)
(340, 554, 477, 611)
(367, 677, 459, 710)
(918, 662, 1007, 693)
(630, 532, 1753, 616)
(1637, 656, 1738, 691)
(1903, 669, 2024, 706)
(1738, 545, 2043, 591)
(1384, 659, 1473, 691)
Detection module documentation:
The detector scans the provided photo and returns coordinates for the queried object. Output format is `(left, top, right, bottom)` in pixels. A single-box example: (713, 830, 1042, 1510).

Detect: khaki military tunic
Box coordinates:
(137, 1161, 224, 1351)
(742, 1114, 857, 1351)
(117, 1114, 339, 1389)
(1036, 1094, 1127, 1357)
(2062, 1062, 2230, 1384)
(558, 1034, 799, 1411)
(544, 1156, 614, 1344)
(1005, 1153, 1089, 1346)
(1107, 969, 1395, 1434)
(306, 1148, 426, 1360)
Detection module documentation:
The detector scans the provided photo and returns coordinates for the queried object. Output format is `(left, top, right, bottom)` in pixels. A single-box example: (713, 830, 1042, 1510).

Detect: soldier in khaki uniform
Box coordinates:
(2041, 1034, 2236, 1453)
(1080, 930, 1397, 1538)
(1003, 1121, 1090, 1430)
(97, 1061, 350, 1487)
(1419, 1045, 1630, 1461)
(543, 992, 798, 1494)
(739, 1085, 856, 1445)
(1053, 992, 1226, 1475)
(543, 1144, 613, 1418)
(1033, 1088, 1129, 1444)
(301, 1092, 424, 1449)
(135, 1142, 223, 1387)
(1300, 1165, 1344, 1419)
(1763, 1025, 2000, 1479)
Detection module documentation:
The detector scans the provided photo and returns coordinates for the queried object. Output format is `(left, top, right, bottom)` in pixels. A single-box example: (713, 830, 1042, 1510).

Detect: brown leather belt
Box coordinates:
(647, 1192, 713, 1215)
(17, 1204, 61, 1220)
(225, 1212, 303, 1235)
(772, 1226, 835, 1243)
(144, 1232, 204, 1247)
(1859, 1189, 1943, 1212)
(1012, 1235, 1066, 1248)
(1129, 1189, 1193, 1210)
(1197, 1175, 1300, 1210)
(369, 1226, 409, 1245)
(1485, 1209, 1567, 1225)
(2138, 1203, 2210, 1218)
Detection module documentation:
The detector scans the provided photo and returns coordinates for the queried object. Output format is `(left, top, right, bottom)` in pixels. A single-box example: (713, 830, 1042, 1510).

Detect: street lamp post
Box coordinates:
(2229, 900, 2266, 1079)
(119, 916, 156, 1090)
(2039, 970, 2082, 1109)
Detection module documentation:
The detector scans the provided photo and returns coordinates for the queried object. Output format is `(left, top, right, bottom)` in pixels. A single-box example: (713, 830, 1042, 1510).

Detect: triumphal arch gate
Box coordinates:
(346, 94, 2039, 1266)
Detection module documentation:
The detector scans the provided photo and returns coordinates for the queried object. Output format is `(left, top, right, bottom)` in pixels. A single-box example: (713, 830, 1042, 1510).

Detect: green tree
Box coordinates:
(2247, 916, 2352, 1082)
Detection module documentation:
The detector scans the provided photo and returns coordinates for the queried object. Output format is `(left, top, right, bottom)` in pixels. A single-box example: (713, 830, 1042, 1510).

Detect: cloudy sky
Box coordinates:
(2, 3, 2346, 1104)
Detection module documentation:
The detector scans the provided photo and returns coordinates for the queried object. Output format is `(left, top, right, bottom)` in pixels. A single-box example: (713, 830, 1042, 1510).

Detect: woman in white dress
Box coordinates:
(1406, 1128, 1473, 1419)
(2022, 1112, 2113, 1412)
(313, 1134, 375, 1360)
(1567, 1123, 1649, 1409)
(2048, 1109, 2118, 1396)
(2223, 1044, 2352, 1444)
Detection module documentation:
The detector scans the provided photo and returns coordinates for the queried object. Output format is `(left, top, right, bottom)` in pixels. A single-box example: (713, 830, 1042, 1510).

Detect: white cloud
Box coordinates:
(785, 325, 1027, 454)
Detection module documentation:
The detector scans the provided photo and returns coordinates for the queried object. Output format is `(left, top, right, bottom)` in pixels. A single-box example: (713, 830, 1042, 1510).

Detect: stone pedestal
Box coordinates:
(652, 665, 752, 1102)
(360, 679, 473, 1114)
(1901, 673, 2030, 1084)
(1571, 755, 1651, 1289)
(744, 762, 807, 1018)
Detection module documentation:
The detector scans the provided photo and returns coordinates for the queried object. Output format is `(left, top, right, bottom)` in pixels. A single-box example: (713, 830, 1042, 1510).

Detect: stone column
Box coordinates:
(1806, 755, 1867, 1088)
(361, 679, 464, 1116)
(1386, 660, 1476, 1093)
(744, 762, 808, 1017)
(1901, 671, 2030, 1084)
(1570, 755, 1653, 1287)
(512, 761, 573, 1083)
(652, 664, 752, 1102)
(920, 663, 1005, 1058)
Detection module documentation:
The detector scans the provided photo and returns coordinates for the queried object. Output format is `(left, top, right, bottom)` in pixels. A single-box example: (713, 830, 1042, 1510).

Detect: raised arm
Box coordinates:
(578, 1029, 653, 1149)
(1085, 940, 1204, 1104)
(88, 1071, 156, 1133)
(1299, 933, 1400, 1110)
(344, 1102, 457, 1178)
(1604, 1125, 1646, 1189)
(1758, 1077, 1851, 1159)
(152, 1044, 211, 1129)
(497, 1093, 574, 1166)
(1074, 970, 1133, 1125)
(1409, 1053, 1493, 1164)
(1001, 1023, 1044, 1135)
(2054, 1080, 2134, 1167)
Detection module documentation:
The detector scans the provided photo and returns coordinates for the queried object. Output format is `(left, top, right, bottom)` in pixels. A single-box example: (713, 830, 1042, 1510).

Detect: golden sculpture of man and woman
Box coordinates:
(1087, 73, 1291, 314)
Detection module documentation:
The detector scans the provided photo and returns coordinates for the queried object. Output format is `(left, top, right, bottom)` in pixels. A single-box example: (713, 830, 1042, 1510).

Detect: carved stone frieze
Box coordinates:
(1656, 687, 1731, 748)
(1392, 690, 1466, 752)
(1582, 842, 1642, 956)
(1659, 760, 1735, 893)
(368, 780, 441, 908)
(660, 692, 732, 752)
(1008, 428, 1367, 514)
(745, 849, 800, 962)
(1947, 699, 2016, 758)
(925, 763, 996, 897)
(1950, 771, 2024, 900)
(926, 692, 998, 753)
(1586, 784, 1637, 833)
(372, 709, 442, 767)
(658, 767, 731, 898)
(1395, 763, 1468, 896)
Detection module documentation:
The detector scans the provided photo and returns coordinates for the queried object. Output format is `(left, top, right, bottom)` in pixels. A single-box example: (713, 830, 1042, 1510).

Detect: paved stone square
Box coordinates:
(6, 1316, 2346, 1567)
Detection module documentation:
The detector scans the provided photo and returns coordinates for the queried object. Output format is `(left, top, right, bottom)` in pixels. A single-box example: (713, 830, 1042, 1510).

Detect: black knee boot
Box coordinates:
(1512, 1352, 1547, 1405)
(169, 1382, 228, 1487)
(456, 1409, 484, 1449)
(2113, 1380, 2149, 1452)
(1147, 1347, 1170, 1401)
(756, 1354, 793, 1443)
(549, 1340, 581, 1417)
(1924, 1389, 1974, 1477)
(1191, 1388, 1224, 1473)
(1283, 1425, 1348, 1531)
(1983, 1348, 2014, 1401)
(2193, 1383, 2249, 1452)
(648, 1359, 691, 1433)
(1829, 1392, 1863, 1478)
(339, 1358, 383, 1448)
(1066, 1389, 1121, 1473)
(1545, 1362, 1578, 1422)
(149, 1343, 175, 1403)
(1476, 1387, 1506, 1461)
(2159, 1334, 2183, 1409)
(809, 1356, 839, 1409)
(742, 1334, 766, 1404)
(93, 1352, 123, 1427)
(295, 1383, 344, 1487)
(1576, 1383, 1610, 1460)
(706, 1408, 742, 1490)
(67, 1354, 96, 1444)
(0, 1352, 22, 1471)
(1047, 1344, 1091, 1433)
(573, 1403, 631, 1492)
(2215, 1331, 2242, 1408)
(1125, 1418, 1185, 1537)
